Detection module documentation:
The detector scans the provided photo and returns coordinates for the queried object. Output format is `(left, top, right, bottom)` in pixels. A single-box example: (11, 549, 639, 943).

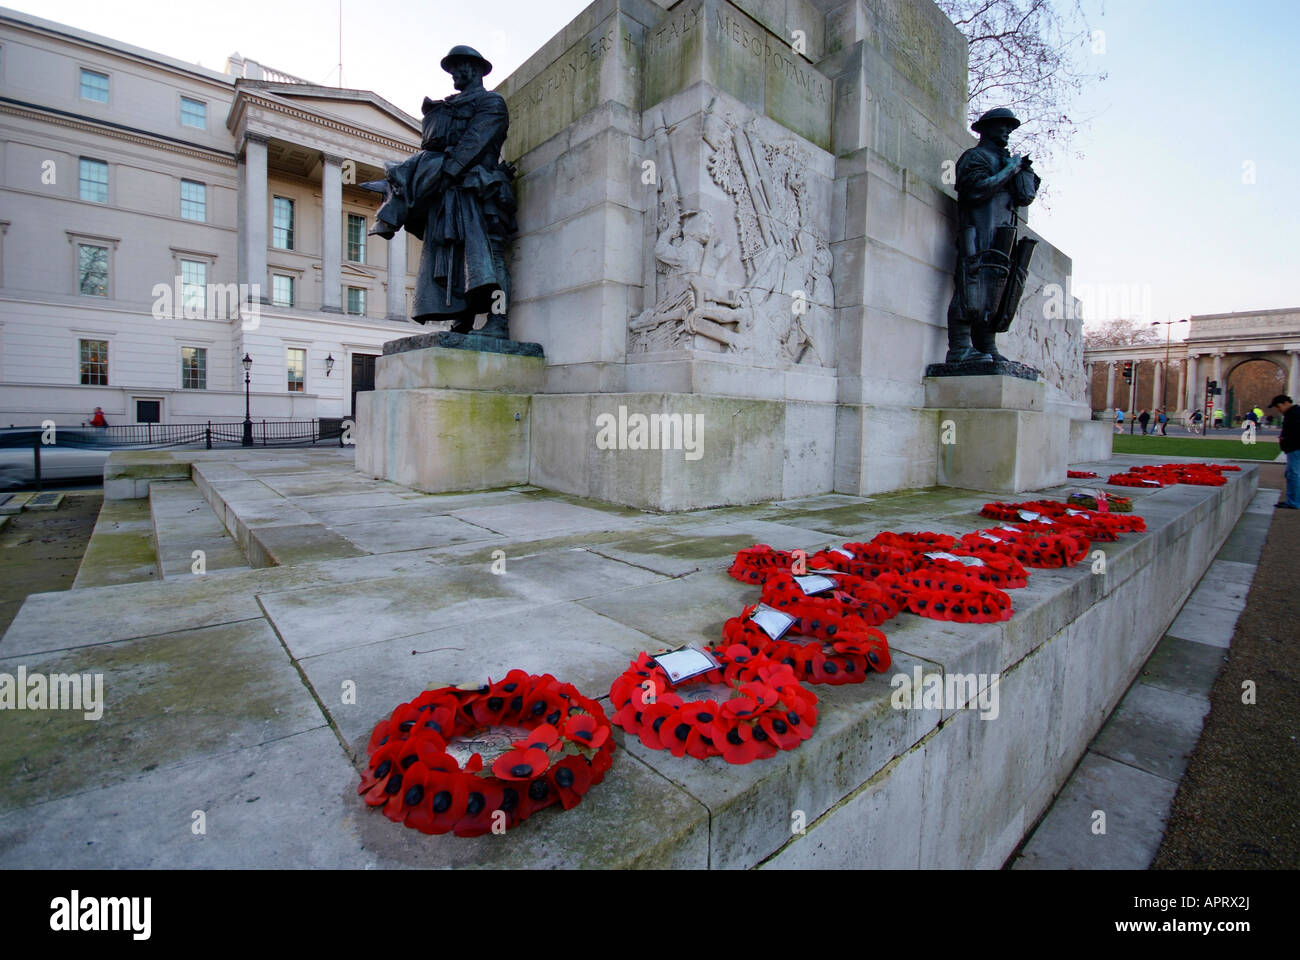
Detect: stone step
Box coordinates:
(148, 479, 251, 579)
(191, 462, 366, 568)
(72, 497, 160, 589)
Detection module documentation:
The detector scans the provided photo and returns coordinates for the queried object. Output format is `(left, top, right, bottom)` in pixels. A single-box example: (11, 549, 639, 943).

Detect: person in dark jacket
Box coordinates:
(1138, 409, 1150, 434)
(1271, 394, 1299, 508)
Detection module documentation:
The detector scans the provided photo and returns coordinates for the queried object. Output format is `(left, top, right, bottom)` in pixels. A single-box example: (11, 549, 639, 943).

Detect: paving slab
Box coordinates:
(578, 568, 755, 648)
(0, 726, 370, 869)
(1137, 635, 1229, 701)
(1012, 752, 1179, 870)
(332, 515, 503, 554)
(0, 618, 321, 815)
(251, 523, 369, 566)
(1167, 598, 1244, 649)
(299, 600, 664, 753)
(1090, 682, 1212, 782)
(449, 500, 644, 537)
(71, 497, 159, 589)
(258, 548, 667, 659)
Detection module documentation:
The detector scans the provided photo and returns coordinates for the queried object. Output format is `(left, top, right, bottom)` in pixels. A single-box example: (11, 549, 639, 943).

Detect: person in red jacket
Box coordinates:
(89, 406, 108, 427)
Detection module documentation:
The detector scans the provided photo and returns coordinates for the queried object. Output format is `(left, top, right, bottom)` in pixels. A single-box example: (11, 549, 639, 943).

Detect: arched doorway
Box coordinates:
(1224, 357, 1287, 426)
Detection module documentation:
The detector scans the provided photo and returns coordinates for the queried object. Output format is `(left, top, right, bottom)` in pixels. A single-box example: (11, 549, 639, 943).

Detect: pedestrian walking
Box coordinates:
(1114, 408, 1125, 434)
(1158, 409, 1168, 436)
(1138, 409, 1150, 435)
(89, 406, 108, 427)
(1271, 394, 1299, 509)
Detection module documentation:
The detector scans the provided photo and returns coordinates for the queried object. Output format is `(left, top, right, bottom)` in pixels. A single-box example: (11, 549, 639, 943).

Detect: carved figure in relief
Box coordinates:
(630, 101, 833, 366)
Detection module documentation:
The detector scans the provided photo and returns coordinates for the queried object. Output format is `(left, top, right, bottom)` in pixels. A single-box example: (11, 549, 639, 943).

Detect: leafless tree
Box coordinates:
(936, 0, 1106, 172)
(1083, 317, 1160, 349)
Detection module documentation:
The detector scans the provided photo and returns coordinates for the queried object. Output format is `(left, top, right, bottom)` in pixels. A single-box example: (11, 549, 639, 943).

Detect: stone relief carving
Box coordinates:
(630, 102, 832, 367)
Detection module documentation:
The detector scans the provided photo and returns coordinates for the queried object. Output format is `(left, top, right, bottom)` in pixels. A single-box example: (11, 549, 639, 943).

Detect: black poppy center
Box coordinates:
(555, 767, 575, 788)
(432, 790, 452, 813)
(466, 792, 485, 815)
(404, 784, 424, 806)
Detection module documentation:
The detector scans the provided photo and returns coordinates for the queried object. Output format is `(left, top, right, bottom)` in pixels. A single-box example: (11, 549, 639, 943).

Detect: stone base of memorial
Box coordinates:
(355, 335, 544, 494)
(924, 373, 1063, 494)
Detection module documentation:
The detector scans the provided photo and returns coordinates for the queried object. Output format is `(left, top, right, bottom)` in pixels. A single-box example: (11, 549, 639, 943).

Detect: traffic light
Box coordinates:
(1208, 379, 1221, 395)
(1122, 361, 1134, 383)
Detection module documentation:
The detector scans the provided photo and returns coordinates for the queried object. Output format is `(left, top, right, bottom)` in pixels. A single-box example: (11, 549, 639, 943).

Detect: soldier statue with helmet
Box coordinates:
(365, 45, 517, 339)
(939, 106, 1042, 369)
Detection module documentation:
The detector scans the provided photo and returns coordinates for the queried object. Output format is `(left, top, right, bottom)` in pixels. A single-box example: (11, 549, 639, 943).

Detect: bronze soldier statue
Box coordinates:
(365, 45, 516, 338)
(944, 107, 1041, 364)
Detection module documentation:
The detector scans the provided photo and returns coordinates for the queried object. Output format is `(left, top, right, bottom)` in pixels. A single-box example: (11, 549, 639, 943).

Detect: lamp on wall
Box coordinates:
(326, 353, 335, 377)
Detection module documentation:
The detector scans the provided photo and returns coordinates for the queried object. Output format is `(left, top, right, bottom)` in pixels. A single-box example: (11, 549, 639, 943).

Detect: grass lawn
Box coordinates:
(1111, 434, 1280, 461)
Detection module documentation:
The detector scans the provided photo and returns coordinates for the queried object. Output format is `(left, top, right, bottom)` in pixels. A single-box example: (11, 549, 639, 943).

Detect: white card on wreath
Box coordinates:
(653, 648, 721, 685)
(793, 574, 837, 595)
(750, 603, 796, 641)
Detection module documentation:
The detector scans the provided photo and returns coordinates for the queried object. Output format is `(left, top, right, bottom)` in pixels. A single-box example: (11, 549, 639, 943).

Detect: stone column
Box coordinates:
(320, 153, 343, 313)
(1105, 361, 1116, 411)
(240, 133, 269, 302)
(1186, 355, 1199, 409)
(1213, 353, 1224, 386)
(1289, 350, 1300, 398)
(386, 233, 407, 320)
(1152, 360, 1164, 411)
(1176, 361, 1186, 414)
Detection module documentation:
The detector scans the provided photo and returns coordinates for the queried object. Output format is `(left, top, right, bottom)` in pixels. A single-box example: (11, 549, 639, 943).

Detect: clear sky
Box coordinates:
(7, 0, 1297, 340)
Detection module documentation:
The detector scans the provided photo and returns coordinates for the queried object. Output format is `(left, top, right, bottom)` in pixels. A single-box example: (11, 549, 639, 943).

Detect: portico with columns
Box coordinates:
(227, 80, 425, 415)
(1084, 307, 1300, 421)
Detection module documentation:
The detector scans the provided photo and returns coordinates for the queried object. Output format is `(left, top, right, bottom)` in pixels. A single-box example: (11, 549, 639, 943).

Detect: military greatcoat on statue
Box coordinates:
(944, 107, 1041, 364)
(367, 46, 517, 336)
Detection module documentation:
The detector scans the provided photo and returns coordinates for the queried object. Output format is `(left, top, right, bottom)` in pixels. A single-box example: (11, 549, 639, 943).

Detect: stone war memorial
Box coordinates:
(0, 0, 1263, 874)
(356, 0, 1111, 507)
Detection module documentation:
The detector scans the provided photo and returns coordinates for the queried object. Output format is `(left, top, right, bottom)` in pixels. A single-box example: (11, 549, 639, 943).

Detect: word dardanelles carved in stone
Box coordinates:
(630, 101, 831, 368)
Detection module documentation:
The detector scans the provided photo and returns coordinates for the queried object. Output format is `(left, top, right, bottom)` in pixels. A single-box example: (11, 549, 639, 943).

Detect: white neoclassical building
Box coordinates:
(1085, 307, 1300, 417)
(0, 6, 426, 427)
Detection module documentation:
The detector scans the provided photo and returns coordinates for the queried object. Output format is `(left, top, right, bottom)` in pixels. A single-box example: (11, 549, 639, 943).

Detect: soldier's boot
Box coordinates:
(478, 314, 509, 340)
(971, 322, 1007, 362)
(448, 312, 476, 334)
(945, 322, 991, 364)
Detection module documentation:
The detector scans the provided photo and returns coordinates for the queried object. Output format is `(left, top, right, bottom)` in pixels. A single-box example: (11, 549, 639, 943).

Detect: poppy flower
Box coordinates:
(563, 713, 609, 750)
(548, 757, 594, 810)
(470, 689, 513, 726)
(453, 780, 506, 837)
(720, 721, 770, 764)
(384, 760, 430, 823)
(405, 769, 469, 834)
(491, 747, 550, 781)
(757, 711, 804, 750)
(358, 740, 403, 802)
(636, 700, 683, 751)
(415, 741, 461, 773)
(515, 723, 559, 752)
(589, 746, 614, 780)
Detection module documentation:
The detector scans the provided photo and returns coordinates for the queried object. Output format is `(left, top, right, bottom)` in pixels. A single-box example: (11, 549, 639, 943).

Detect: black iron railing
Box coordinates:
(0, 419, 349, 490)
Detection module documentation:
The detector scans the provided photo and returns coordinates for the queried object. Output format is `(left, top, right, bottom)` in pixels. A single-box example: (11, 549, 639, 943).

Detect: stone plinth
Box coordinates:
(531, 392, 835, 511)
(357, 346, 542, 493)
(924, 374, 1044, 412)
(934, 407, 1068, 493)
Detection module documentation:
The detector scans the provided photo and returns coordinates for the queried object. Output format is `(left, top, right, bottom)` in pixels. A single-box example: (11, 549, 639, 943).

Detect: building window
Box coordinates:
(80, 339, 108, 385)
(78, 244, 109, 296)
(347, 213, 367, 263)
(180, 96, 207, 129)
(79, 68, 109, 102)
(136, 399, 162, 423)
(272, 274, 294, 307)
(181, 346, 207, 389)
(287, 347, 306, 392)
(272, 196, 294, 249)
(79, 158, 108, 203)
(346, 287, 366, 316)
(180, 180, 206, 221)
(180, 260, 207, 313)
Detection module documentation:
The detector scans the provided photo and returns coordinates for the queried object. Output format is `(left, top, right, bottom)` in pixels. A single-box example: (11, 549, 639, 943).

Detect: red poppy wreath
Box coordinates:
(722, 599, 892, 683)
(358, 670, 615, 836)
(610, 646, 819, 764)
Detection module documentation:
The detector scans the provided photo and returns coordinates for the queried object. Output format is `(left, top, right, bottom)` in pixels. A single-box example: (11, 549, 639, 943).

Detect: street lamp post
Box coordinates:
(1152, 318, 1188, 418)
(242, 353, 253, 447)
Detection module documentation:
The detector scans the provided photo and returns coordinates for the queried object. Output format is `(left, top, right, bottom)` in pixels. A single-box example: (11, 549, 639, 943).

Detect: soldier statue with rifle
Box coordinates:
(942, 107, 1041, 366)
